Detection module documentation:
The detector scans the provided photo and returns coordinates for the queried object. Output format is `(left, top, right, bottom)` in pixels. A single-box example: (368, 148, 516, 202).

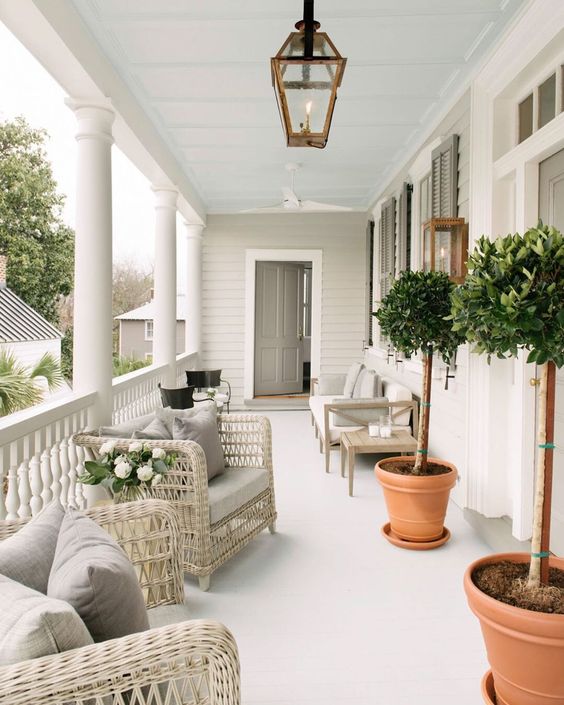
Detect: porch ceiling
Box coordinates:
(71, 0, 525, 213)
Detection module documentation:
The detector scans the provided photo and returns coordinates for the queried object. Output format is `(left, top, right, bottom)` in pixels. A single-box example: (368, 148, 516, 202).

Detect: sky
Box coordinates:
(0, 20, 187, 288)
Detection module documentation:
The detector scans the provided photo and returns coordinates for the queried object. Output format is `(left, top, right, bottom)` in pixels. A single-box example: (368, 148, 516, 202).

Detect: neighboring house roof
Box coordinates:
(0, 286, 62, 342)
(115, 294, 187, 321)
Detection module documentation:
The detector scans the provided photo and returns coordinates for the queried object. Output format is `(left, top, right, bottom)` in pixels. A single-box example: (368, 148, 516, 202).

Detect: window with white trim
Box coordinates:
(518, 64, 563, 144)
(144, 320, 153, 341)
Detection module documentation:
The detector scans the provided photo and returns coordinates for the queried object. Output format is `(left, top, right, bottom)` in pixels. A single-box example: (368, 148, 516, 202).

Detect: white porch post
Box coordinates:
(67, 100, 114, 427)
(184, 222, 204, 361)
(153, 187, 178, 386)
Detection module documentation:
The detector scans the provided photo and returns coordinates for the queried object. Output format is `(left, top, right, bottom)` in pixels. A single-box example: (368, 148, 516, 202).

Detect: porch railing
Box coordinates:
(0, 392, 96, 520)
(0, 352, 197, 519)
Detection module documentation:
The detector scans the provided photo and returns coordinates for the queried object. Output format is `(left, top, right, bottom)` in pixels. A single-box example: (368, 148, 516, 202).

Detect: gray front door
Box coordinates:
(254, 261, 304, 396)
(539, 148, 564, 555)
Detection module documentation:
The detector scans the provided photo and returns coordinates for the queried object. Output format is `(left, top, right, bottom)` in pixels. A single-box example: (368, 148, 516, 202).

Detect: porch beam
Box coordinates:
(152, 187, 178, 387)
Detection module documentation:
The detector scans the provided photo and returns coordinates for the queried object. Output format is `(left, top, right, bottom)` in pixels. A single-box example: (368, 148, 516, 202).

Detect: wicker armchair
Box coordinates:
(73, 413, 277, 591)
(0, 500, 240, 705)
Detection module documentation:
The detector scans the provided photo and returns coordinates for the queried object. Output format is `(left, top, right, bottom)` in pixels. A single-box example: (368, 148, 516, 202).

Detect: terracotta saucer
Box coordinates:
(380, 522, 451, 550)
(481, 670, 496, 704)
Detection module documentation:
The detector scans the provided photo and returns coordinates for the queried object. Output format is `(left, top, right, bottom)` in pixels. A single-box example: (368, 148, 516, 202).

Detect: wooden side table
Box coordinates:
(340, 429, 417, 497)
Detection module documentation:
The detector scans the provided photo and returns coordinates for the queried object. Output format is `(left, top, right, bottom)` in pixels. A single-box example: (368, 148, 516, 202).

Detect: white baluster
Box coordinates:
(40, 448, 53, 507)
(75, 445, 86, 509)
(0, 447, 9, 520)
(17, 460, 32, 518)
(51, 440, 62, 504)
(67, 438, 79, 509)
(6, 461, 20, 521)
(29, 451, 43, 516)
(59, 437, 70, 507)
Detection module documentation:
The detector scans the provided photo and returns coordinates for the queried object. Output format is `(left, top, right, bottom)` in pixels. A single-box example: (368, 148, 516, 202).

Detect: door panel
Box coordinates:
(254, 262, 304, 395)
(539, 149, 564, 555)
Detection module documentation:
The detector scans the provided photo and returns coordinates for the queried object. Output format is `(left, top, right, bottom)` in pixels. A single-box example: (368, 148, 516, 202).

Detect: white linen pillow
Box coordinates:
(343, 362, 364, 397)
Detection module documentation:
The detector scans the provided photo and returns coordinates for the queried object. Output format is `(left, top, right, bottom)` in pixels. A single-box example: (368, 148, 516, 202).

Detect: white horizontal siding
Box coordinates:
(202, 213, 367, 406)
(0, 339, 61, 368)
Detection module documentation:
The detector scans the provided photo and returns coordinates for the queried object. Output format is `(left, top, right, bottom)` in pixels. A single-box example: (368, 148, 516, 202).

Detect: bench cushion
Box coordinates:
(208, 468, 270, 525)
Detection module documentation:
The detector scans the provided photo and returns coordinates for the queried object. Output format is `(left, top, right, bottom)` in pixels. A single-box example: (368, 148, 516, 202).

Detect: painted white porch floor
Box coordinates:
(185, 410, 490, 705)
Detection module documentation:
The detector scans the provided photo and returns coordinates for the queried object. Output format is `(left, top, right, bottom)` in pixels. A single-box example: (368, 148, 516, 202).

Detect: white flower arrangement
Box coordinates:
(79, 442, 176, 498)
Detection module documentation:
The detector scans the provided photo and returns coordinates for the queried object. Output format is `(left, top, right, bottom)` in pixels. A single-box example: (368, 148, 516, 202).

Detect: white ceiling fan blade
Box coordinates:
(300, 200, 353, 212)
(281, 187, 300, 209)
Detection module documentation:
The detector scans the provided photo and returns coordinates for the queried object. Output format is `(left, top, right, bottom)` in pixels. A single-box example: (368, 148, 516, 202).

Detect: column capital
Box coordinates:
(184, 222, 205, 240)
(152, 186, 178, 211)
(65, 98, 114, 144)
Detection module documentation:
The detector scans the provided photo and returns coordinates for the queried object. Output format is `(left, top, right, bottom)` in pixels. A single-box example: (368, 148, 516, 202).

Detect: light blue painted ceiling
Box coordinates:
(71, 0, 526, 213)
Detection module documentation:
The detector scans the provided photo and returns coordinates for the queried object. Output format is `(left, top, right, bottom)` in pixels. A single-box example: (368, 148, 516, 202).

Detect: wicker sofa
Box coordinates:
(74, 413, 277, 591)
(0, 500, 240, 705)
(309, 372, 416, 471)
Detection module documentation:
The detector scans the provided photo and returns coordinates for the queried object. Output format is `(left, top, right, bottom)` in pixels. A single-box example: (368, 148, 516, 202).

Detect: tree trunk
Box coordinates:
(528, 361, 556, 588)
(414, 348, 433, 475)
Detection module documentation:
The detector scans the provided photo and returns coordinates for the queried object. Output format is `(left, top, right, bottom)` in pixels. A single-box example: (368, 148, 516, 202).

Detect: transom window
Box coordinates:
(518, 65, 564, 144)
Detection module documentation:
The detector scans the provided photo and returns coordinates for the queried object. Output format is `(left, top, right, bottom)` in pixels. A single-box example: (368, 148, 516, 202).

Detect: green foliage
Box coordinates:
(112, 355, 151, 378)
(0, 350, 63, 416)
(374, 270, 464, 363)
(450, 224, 563, 367)
(0, 117, 74, 325)
(60, 327, 73, 382)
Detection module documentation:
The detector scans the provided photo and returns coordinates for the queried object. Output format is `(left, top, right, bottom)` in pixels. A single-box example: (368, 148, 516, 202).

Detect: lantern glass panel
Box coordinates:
(281, 62, 336, 134)
(434, 229, 452, 274)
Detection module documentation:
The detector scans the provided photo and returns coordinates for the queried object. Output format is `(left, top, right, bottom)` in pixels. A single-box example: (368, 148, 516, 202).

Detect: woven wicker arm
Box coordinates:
(0, 619, 240, 705)
(0, 499, 184, 609)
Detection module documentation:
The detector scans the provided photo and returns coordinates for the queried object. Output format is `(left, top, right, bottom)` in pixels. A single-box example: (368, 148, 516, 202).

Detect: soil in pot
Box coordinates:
(383, 459, 450, 476)
(473, 561, 564, 615)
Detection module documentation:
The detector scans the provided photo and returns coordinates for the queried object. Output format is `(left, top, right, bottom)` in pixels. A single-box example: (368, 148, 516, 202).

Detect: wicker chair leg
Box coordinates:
(268, 520, 277, 534)
(199, 575, 211, 591)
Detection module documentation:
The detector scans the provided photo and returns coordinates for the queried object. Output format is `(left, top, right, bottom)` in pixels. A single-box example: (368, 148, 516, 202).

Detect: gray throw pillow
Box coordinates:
(131, 416, 172, 440)
(343, 362, 364, 397)
(99, 412, 155, 438)
(0, 500, 64, 594)
(156, 400, 216, 435)
(0, 573, 93, 665)
(172, 407, 225, 481)
(48, 508, 149, 643)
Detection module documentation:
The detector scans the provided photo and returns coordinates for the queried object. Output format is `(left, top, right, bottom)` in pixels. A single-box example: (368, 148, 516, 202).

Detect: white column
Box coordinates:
(184, 222, 204, 361)
(153, 187, 178, 386)
(66, 100, 114, 428)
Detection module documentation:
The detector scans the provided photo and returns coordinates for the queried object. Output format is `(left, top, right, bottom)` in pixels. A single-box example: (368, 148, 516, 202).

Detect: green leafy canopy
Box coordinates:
(450, 224, 563, 367)
(374, 270, 463, 364)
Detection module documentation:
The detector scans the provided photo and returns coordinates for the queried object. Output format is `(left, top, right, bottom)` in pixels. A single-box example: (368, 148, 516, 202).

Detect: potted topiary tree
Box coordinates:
(373, 270, 464, 549)
(450, 223, 564, 705)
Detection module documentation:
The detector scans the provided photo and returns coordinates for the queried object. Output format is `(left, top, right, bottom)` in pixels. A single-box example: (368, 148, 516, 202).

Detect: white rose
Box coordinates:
(128, 441, 143, 453)
(114, 461, 132, 479)
(100, 440, 117, 455)
(151, 473, 163, 486)
(114, 454, 128, 465)
(152, 448, 166, 460)
(137, 465, 154, 482)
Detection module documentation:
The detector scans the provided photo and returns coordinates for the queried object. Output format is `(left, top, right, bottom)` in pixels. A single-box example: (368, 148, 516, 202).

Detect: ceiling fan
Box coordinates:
(241, 163, 352, 213)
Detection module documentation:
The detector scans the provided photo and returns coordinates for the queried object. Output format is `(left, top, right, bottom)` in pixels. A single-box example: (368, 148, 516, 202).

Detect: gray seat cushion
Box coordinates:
(0, 573, 93, 665)
(148, 603, 192, 629)
(48, 508, 150, 643)
(172, 407, 225, 481)
(0, 500, 64, 594)
(207, 468, 270, 525)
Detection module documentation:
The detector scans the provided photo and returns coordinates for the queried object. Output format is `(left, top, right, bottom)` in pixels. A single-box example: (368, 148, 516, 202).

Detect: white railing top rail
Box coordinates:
(111, 361, 170, 392)
(0, 391, 97, 447)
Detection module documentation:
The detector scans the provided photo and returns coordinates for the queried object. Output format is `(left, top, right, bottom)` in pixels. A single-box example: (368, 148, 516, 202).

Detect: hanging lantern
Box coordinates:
(271, 0, 347, 148)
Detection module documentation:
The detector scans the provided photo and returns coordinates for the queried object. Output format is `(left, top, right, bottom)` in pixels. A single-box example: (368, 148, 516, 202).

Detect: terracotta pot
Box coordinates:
(464, 553, 564, 705)
(374, 456, 457, 542)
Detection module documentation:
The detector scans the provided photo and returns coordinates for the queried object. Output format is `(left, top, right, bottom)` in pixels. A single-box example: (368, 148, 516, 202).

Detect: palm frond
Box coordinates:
(29, 352, 64, 391)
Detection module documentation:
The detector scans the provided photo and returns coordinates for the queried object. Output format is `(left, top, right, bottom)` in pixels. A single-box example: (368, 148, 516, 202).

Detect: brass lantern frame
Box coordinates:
(271, 1, 347, 148)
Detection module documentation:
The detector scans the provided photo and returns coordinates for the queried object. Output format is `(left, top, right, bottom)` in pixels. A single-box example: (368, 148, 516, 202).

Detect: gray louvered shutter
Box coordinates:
(431, 135, 459, 218)
(397, 182, 412, 272)
(379, 197, 396, 301)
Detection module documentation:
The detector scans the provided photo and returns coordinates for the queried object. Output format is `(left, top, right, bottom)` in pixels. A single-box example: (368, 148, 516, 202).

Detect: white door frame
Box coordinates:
(244, 249, 322, 401)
